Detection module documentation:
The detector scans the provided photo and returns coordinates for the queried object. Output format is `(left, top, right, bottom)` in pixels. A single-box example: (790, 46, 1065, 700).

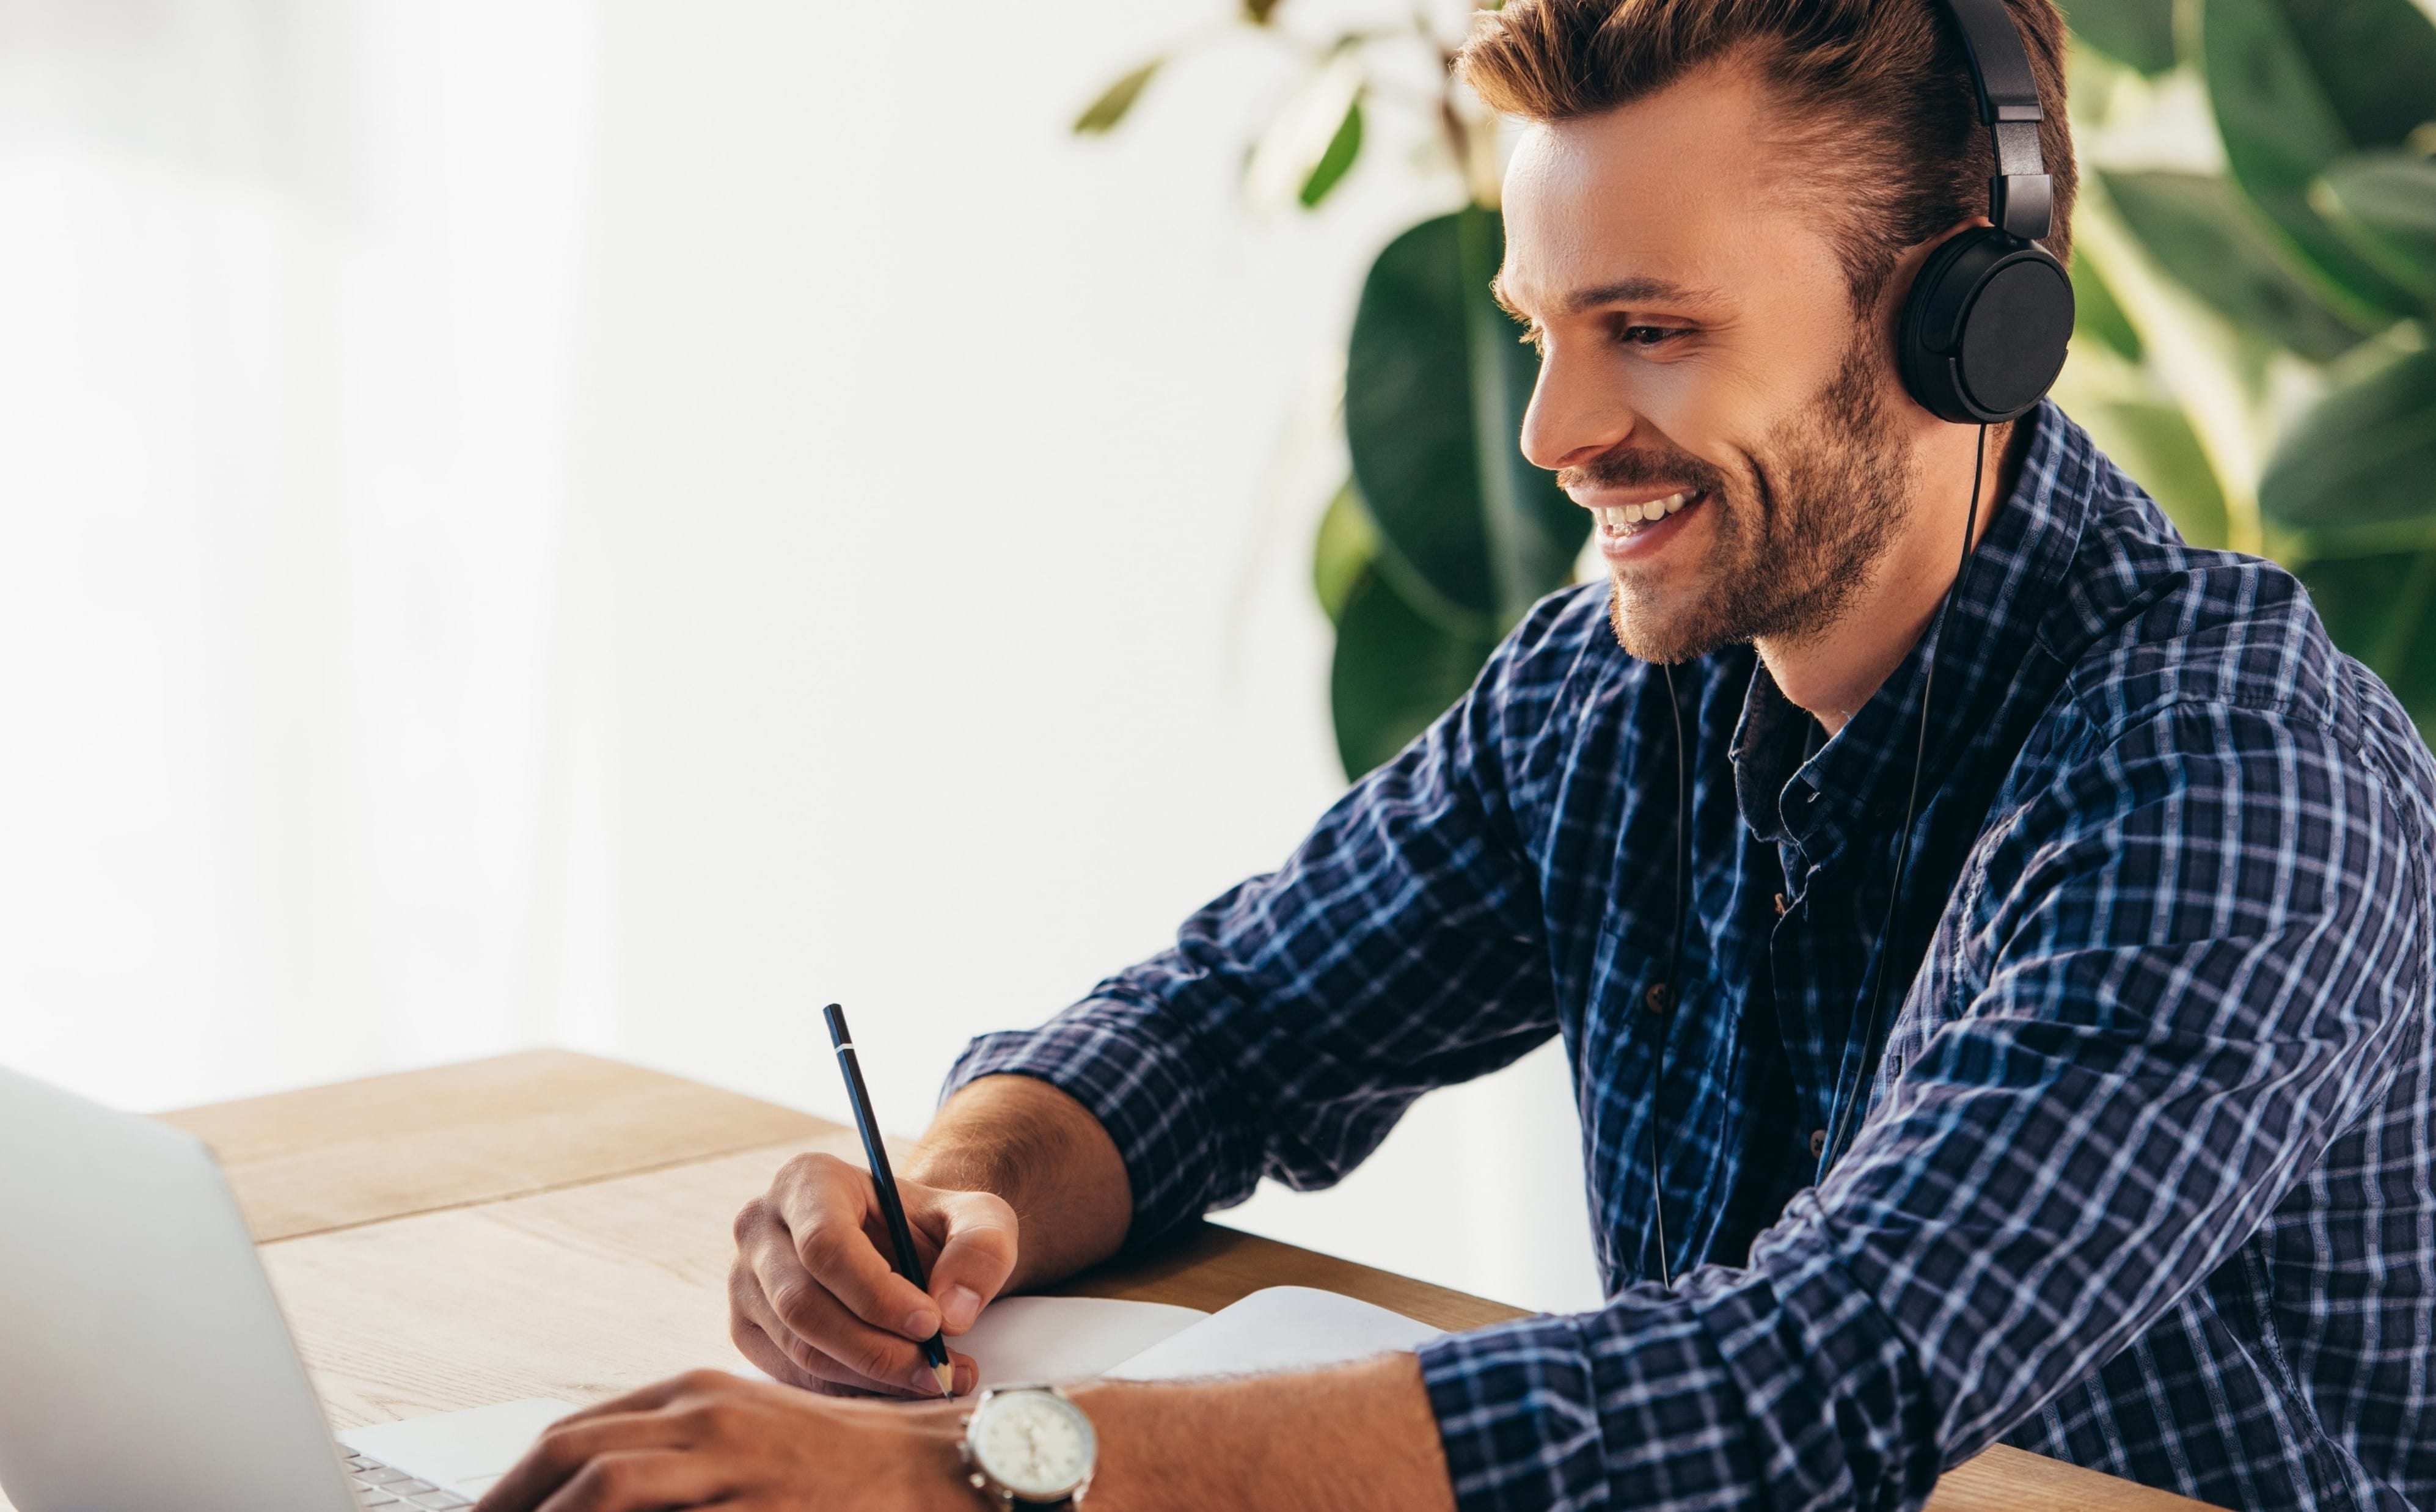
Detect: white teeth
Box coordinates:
(1595, 491, 1699, 534)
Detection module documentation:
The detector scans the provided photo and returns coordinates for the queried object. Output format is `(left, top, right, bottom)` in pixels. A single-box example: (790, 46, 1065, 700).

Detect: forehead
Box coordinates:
(1498, 62, 1823, 313)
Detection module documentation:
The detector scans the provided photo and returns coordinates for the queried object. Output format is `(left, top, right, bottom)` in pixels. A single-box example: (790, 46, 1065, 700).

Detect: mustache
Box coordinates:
(1559, 442, 1730, 497)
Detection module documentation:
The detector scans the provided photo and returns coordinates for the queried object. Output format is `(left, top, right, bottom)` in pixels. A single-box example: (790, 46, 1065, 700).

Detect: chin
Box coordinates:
(1606, 577, 1733, 666)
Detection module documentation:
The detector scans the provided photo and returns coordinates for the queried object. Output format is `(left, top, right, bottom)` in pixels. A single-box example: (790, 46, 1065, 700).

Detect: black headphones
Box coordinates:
(1895, 0, 2075, 423)
(1642, 0, 2071, 1288)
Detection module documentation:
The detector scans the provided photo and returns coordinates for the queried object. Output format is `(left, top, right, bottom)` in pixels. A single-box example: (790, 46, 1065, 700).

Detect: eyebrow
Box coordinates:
(1491, 274, 1727, 321)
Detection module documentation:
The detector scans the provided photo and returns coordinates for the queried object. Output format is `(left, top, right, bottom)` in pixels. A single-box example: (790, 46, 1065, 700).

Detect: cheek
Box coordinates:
(1611, 352, 1780, 456)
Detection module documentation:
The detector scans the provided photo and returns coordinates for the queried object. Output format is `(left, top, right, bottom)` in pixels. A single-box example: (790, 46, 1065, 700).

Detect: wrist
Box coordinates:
(912, 1075, 1133, 1290)
(882, 1400, 982, 1512)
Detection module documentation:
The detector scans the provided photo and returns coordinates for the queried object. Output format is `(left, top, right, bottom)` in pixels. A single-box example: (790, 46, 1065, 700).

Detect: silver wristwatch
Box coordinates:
(958, 1383, 1097, 1510)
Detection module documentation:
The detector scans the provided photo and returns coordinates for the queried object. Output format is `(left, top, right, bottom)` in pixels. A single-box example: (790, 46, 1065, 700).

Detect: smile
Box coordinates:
(1587, 489, 1709, 559)
(1592, 489, 1699, 536)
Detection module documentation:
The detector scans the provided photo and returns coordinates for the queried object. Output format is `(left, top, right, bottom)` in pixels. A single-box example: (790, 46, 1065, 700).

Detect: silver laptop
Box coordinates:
(0, 1064, 572, 1512)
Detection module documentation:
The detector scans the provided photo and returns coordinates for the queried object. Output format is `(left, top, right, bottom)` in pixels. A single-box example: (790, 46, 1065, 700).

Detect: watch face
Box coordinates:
(970, 1389, 1095, 1500)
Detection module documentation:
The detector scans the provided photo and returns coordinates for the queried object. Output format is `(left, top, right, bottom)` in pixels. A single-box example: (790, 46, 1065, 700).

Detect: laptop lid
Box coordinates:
(0, 1065, 359, 1512)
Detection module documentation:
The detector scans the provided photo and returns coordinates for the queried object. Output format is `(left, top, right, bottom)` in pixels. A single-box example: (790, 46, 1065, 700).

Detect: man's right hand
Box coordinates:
(727, 1150, 1017, 1398)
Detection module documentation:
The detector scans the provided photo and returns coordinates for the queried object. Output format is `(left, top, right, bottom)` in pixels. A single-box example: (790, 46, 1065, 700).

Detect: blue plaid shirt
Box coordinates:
(947, 404, 2436, 1511)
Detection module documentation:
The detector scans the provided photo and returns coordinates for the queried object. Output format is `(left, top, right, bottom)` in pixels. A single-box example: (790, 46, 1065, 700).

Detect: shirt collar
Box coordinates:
(1728, 401, 2096, 856)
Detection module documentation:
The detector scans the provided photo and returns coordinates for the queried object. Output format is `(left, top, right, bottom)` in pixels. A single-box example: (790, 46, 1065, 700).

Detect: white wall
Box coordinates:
(0, 0, 1603, 1315)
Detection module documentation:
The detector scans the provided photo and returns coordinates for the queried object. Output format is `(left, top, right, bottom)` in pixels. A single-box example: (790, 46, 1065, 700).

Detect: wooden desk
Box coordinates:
(93, 1051, 2206, 1510)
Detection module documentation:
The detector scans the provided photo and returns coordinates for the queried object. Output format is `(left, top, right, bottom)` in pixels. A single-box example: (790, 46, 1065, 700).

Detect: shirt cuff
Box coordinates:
(1417, 1279, 1763, 1512)
(942, 1001, 1245, 1250)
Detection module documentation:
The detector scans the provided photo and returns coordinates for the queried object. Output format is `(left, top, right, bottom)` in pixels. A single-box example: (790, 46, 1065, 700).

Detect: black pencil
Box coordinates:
(819, 1003, 956, 1398)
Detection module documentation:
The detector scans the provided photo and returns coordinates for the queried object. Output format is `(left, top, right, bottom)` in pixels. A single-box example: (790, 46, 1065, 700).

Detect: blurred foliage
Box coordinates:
(1071, 2, 1556, 777)
(1079, 0, 2436, 775)
(2060, 0, 2436, 738)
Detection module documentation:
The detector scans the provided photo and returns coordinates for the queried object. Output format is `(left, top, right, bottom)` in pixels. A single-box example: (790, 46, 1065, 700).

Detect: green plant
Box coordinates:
(1075, 1, 1584, 777)
(1078, 0, 2436, 777)
(2057, 0, 2436, 733)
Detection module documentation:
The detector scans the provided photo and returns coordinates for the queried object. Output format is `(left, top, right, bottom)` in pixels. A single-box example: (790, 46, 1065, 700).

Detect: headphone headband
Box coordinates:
(1932, 0, 2053, 240)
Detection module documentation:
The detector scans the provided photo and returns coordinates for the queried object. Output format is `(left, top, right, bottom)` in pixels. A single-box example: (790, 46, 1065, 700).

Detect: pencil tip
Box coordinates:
(934, 1362, 956, 1398)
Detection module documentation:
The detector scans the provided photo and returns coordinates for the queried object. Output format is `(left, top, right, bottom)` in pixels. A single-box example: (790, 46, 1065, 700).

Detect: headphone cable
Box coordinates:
(1820, 422, 1991, 1174)
(1650, 661, 1690, 1289)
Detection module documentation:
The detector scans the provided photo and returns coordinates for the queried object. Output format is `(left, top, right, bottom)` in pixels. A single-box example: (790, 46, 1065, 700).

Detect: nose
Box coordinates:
(1520, 340, 1637, 476)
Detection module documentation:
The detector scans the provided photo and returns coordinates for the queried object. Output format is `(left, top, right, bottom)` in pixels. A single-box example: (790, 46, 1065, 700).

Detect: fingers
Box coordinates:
(738, 1205, 949, 1394)
(726, 1309, 827, 1393)
(529, 1450, 719, 1512)
(913, 1188, 1019, 1335)
(726, 1258, 912, 1396)
(474, 1408, 693, 1511)
(770, 1153, 940, 1337)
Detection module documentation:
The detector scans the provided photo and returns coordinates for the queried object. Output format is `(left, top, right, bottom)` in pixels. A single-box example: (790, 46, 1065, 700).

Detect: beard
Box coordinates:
(1571, 335, 1918, 665)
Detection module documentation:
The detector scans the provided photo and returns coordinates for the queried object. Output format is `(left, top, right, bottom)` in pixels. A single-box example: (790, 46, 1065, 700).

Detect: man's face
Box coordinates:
(1498, 63, 1925, 664)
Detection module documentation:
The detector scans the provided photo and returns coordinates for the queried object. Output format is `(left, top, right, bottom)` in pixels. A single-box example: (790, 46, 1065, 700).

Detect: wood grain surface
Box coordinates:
(5, 1053, 2215, 1511)
(159, 1050, 832, 1241)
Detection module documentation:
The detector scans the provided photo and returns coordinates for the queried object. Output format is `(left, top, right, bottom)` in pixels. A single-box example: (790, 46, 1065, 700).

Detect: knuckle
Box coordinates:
(779, 1150, 845, 1190)
(970, 1218, 1019, 1263)
(533, 1425, 582, 1470)
(566, 1459, 620, 1507)
(843, 1335, 904, 1384)
(731, 1197, 768, 1246)
(766, 1279, 823, 1332)
(795, 1215, 853, 1271)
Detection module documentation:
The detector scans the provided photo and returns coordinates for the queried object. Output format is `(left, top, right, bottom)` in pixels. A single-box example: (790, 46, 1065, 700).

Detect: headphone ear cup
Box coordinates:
(1897, 228, 2075, 424)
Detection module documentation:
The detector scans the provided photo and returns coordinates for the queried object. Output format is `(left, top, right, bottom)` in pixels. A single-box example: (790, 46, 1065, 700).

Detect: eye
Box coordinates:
(1618, 323, 1688, 348)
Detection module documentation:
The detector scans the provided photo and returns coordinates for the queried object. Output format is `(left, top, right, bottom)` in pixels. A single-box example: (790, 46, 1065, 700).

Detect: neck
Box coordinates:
(1757, 421, 2015, 735)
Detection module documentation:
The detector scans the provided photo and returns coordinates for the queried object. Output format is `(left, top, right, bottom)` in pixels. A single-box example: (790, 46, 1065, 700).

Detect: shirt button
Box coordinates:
(1809, 1128, 1829, 1159)
(1644, 983, 1673, 1013)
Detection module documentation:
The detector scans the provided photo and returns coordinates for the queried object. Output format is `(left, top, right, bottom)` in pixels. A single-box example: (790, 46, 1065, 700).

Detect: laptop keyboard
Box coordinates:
(343, 1450, 476, 1510)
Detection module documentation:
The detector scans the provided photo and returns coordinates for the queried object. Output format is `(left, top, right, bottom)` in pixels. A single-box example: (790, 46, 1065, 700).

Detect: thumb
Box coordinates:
(910, 1186, 1019, 1335)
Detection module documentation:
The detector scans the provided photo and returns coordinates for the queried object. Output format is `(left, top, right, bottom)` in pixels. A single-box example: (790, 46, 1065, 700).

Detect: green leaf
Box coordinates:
(2278, 0, 2436, 152)
(2066, 0, 2177, 73)
(1073, 58, 1163, 136)
(2072, 392, 2236, 547)
(1243, 0, 1284, 22)
(1313, 480, 1380, 624)
(2259, 343, 2436, 550)
(1298, 97, 1363, 210)
(2314, 152, 2436, 306)
(1345, 208, 1586, 627)
(1328, 567, 1498, 779)
(2294, 547, 2436, 742)
(2200, 0, 2420, 322)
(2101, 169, 2369, 360)
(2070, 246, 2144, 362)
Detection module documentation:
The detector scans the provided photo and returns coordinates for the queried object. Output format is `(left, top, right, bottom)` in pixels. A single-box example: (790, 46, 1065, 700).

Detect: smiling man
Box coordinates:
(478, 2, 2436, 1510)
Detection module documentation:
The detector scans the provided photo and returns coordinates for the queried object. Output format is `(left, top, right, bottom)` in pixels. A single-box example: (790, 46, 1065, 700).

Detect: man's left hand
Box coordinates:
(472, 1368, 967, 1512)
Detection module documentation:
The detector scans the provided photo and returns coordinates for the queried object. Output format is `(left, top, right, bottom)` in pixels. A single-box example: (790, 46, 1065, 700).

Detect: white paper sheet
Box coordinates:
(1104, 1286, 1442, 1381)
(955, 1295, 1210, 1389)
(338, 1398, 580, 1499)
(952, 1285, 1443, 1390)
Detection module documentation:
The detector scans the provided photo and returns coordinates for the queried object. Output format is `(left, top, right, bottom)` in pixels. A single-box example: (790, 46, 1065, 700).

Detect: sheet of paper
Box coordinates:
(1105, 1285, 1442, 1381)
(338, 1398, 580, 1499)
(955, 1295, 1210, 1389)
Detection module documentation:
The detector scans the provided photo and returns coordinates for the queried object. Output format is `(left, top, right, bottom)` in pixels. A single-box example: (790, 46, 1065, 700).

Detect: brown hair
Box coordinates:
(1458, 0, 2077, 310)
